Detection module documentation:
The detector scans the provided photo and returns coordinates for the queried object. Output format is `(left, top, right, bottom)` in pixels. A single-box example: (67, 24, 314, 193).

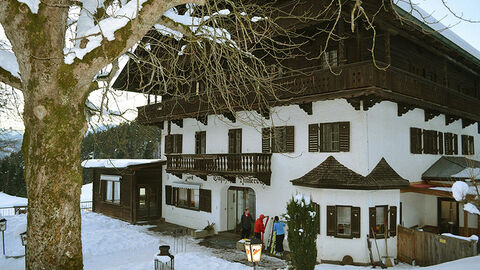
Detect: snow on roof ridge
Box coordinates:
(395, 0, 480, 61)
(81, 159, 163, 168)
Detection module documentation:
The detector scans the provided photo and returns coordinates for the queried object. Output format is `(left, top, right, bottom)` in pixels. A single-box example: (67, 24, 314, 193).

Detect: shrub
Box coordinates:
(284, 194, 318, 270)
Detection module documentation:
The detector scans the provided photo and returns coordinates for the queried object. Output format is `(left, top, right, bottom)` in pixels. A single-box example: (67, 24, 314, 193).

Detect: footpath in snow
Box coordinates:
(0, 211, 479, 269)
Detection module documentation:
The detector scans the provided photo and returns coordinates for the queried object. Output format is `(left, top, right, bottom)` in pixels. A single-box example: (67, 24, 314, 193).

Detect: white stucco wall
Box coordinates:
(159, 98, 479, 263)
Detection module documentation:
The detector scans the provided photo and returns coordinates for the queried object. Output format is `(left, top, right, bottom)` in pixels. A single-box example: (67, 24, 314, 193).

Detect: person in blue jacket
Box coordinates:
(273, 216, 285, 255)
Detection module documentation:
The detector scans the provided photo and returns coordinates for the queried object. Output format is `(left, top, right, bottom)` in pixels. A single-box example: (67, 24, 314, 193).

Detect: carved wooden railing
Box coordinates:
(166, 153, 272, 184)
(137, 60, 480, 124)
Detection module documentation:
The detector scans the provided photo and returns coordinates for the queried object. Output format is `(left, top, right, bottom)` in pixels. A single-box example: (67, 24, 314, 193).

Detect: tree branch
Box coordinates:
(0, 66, 22, 90)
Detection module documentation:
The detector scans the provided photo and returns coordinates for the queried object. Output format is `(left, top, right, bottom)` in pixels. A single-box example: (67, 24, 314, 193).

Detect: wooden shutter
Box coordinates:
(262, 128, 271, 153)
(462, 135, 468, 155)
(165, 185, 172, 205)
(285, 126, 295, 152)
(339, 122, 350, 152)
(176, 135, 182, 153)
(445, 133, 452, 155)
(453, 134, 458, 155)
(438, 132, 444, 155)
(468, 136, 474, 155)
(351, 207, 361, 238)
(228, 130, 235, 154)
(199, 189, 211, 212)
(326, 206, 336, 236)
(389, 206, 397, 237)
(319, 123, 325, 152)
(423, 130, 429, 154)
(410, 128, 422, 154)
(308, 124, 319, 152)
(165, 135, 173, 154)
(369, 207, 376, 237)
(433, 131, 438, 154)
(313, 202, 320, 234)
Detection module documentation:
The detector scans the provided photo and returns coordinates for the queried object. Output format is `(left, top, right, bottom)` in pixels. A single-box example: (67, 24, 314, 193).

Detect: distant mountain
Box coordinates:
(0, 129, 23, 159)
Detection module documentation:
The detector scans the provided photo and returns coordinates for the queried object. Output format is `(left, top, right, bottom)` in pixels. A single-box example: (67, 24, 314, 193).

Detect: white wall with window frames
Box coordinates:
(159, 98, 479, 263)
(101, 174, 121, 204)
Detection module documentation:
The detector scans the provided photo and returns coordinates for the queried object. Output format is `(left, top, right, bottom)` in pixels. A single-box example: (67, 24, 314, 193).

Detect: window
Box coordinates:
(104, 180, 120, 204)
(461, 135, 475, 155)
(228, 129, 242, 153)
(165, 134, 182, 154)
(195, 131, 206, 154)
(326, 205, 360, 238)
(321, 50, 338, 69)
(262, 126, 294, 153)
(369, 206, 397, 238)
(410, 127, 422, 154)
(165, 185, 211, 212)
(309, 122, 349, 152)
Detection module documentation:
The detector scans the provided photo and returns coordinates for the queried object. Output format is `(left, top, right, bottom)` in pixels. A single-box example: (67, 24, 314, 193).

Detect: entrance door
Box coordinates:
(137, 185, 160, 221)
(227, 187, 255, 231)
(438, 197, 459, 234)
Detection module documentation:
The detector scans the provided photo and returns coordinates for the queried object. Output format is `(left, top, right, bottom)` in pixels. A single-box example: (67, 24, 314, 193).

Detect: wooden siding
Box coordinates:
(137, 61, 480, 125)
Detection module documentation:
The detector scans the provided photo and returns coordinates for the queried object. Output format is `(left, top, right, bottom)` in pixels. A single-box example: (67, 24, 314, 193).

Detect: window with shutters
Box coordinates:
(199, 189, 212, 212)
(261, 126, 294, 153)
(423, 130, 438, 154)
(369, 205, 397, 238)
(326, 205, 360, 238)
(461, 135, 475, 155)
(228, 129, 242, 153)
(445, 133, 454, 155)
(410, 127, 422, 154)
(165, 134, 182, 154)
(165, 186, 211, 212)
(195, 131, 206, 154)
(308, 122, 349, 152)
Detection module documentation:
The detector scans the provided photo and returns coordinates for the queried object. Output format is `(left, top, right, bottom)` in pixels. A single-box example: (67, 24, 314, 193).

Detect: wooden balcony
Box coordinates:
(166, 153, 272, 185)
(137, 61, 480, 125)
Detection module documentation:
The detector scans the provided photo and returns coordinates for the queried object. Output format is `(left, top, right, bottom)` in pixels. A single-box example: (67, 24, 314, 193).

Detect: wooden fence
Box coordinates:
(398, 225, 478, 266)
(0, 202, 92, 217)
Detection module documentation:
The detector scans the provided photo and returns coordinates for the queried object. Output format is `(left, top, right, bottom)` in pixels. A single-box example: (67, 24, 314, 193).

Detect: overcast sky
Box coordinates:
(0, 0, 479, 131)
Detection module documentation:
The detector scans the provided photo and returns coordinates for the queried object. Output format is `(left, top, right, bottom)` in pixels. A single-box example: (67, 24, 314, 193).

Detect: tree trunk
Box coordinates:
(22, 86, 88, 269)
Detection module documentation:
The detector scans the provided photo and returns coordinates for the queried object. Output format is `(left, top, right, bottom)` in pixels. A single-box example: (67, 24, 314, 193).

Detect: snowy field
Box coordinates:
(0, 211, 478, 270)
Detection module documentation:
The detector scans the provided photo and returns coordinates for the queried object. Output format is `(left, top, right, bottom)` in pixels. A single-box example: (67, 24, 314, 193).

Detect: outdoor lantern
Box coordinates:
(244, 238, 263, 269)
(20, 231, 27, 247)
(0, 218, 6, 255)
(154, 245, 174, 270)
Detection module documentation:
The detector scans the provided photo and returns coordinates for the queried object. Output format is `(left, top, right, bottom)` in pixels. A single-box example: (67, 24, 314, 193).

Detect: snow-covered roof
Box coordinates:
(81, 159, 163, 169)
(395, 1, 480, 61)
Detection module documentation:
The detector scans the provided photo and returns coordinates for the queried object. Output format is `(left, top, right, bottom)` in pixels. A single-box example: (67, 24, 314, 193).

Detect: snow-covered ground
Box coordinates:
(0, 211, 479, 270)
(0, 183, 92, 209)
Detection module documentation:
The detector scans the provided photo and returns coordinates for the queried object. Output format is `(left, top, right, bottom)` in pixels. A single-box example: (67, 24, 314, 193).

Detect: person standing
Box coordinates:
(254, 214, 266, 240)
(273, 216, 285, 256)
(240, 209, 254, 239)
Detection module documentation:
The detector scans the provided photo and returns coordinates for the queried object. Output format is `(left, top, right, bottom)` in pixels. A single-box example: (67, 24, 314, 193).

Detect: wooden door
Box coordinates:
(438, 198, 459, 234)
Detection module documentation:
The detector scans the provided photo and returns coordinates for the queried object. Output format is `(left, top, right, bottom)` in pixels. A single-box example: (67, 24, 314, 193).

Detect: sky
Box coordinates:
(0, 0, 479, 132)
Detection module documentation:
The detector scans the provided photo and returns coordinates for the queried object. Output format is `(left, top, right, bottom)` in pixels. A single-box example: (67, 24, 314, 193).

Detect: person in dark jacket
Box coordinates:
(240, 209, 254, 239)
(254, 214, 266, 240)
(273, 216, 286, 255)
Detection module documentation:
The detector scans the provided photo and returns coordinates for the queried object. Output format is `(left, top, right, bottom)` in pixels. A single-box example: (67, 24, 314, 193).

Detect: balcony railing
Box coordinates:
(166, 153, 272, 185)
(137, 60, 480, 124)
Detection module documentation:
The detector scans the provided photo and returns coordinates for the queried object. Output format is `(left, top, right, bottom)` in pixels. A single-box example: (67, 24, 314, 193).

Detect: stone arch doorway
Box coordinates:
(227, 186, 256, 231)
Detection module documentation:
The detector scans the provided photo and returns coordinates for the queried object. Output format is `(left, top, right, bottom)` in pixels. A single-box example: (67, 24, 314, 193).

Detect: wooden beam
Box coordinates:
(424, 109, 440, 122)
(464, 210, 469, 237)
(222, 112, 236, 123)
(462, 118, 475, 129)
(298, 102, 313, 115)
(385, 32, 391, 66)
(172, 119, 183, 128)
(445, 114, 460, 126)
(397, 102, 415, 117)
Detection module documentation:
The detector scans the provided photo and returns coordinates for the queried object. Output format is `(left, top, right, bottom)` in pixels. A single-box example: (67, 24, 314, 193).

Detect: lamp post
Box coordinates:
(154, 245, 174, 270)
(0, 218, 6, 255)
(244, 238, 263, 270)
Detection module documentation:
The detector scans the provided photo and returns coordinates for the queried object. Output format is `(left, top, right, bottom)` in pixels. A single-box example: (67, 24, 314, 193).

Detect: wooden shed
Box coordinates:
(82, 159, 165, 224)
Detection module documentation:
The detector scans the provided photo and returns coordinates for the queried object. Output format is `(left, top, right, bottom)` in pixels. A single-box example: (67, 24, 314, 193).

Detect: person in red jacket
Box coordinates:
(254, 214, 266, 240)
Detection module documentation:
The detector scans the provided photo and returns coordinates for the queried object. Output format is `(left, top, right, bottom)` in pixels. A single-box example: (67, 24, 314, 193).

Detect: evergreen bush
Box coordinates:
(284, 194, 318, 270)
